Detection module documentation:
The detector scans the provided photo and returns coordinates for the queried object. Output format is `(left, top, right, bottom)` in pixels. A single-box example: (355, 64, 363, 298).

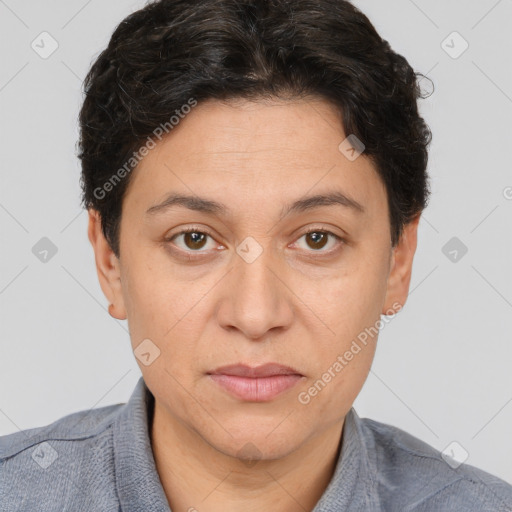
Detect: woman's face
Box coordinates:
(90, 97, 417, 461)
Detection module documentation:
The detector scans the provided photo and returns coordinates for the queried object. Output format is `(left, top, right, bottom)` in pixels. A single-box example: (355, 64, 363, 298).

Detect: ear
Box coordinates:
(87, 208, 127, 320)
(382, 214, 421, 315)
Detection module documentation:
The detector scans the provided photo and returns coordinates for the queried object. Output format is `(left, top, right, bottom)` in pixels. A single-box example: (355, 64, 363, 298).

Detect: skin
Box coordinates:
(88, 97, 420, 512)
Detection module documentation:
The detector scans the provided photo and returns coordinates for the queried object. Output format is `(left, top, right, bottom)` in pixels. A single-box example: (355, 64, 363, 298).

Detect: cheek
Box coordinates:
(302, 249, 388, 397)
(120, 253, 215, 372)
(119, 247, 177, 342)
(316, 352, 375, 423)
(299, 306, 379, 424)
(320, 261, 388, 343)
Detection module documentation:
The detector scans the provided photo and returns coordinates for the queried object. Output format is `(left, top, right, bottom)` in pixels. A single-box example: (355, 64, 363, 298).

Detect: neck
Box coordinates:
(150, 402, 344, 512)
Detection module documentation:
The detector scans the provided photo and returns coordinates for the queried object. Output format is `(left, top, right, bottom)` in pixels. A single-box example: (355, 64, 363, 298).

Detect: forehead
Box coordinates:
(122, 98, 388, 221)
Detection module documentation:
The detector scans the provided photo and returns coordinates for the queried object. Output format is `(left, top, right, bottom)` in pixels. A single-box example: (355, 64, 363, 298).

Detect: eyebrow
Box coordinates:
(145, 190, 366, 218)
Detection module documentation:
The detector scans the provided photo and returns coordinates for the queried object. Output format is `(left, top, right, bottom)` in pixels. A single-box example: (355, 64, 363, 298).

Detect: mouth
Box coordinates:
(207, 363, 305, 402)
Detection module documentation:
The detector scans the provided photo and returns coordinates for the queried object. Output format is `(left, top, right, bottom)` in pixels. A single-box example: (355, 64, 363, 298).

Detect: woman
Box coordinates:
(2, 0, 511, 510)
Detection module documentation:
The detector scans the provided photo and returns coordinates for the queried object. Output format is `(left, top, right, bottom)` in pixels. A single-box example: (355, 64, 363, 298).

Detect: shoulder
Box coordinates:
(358, 415, 512, 511)
(0, 401, 121, 459)
(0, 402, 124, 511)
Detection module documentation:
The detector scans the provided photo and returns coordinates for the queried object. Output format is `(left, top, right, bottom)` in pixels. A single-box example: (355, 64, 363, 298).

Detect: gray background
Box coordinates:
(1, 0, 511, 484)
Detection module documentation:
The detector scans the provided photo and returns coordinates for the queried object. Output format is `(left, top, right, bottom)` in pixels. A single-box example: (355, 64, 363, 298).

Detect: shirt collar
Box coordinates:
(113, 376, 379, 512)
(312, 403, 381, 511)
(113, 376, 171, 512)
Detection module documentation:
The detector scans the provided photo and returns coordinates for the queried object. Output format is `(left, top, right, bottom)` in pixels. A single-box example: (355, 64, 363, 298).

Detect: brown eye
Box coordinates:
(170, 229, 216, 252)
(305, 231, 329, 250)
(183, 231, 207, 250)
(294, 229, 342, 253)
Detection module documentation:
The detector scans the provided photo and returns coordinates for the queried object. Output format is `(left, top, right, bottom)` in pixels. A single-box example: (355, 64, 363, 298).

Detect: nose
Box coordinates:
(215, 242, 294, 341)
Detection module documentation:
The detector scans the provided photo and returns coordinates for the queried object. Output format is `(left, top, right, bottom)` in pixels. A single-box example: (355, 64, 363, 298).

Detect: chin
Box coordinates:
(200, 419, 304, 462)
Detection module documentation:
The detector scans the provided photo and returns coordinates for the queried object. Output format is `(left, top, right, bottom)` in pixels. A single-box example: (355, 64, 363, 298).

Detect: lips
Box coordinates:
(208, 363, 303, 378)
(207, 363, 304, 402)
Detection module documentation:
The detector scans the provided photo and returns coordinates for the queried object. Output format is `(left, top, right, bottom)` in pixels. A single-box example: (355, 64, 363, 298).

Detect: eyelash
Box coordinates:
(165, 226, 344, 259)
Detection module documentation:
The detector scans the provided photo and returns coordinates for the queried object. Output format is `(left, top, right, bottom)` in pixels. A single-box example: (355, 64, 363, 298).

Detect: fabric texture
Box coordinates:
(1, 376, 511, 511)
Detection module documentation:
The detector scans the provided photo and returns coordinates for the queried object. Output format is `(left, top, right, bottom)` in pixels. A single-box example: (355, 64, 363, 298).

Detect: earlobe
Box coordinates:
(381, 214, 421, 315)
(87, 209, 127, 320)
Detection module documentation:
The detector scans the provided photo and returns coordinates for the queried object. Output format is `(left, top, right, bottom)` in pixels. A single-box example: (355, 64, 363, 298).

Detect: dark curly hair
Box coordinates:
(78, 0, 432, 258)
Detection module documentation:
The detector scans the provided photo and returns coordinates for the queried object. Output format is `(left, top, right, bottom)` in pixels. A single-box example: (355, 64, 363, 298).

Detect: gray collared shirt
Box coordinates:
(1, 376, 511, 511)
